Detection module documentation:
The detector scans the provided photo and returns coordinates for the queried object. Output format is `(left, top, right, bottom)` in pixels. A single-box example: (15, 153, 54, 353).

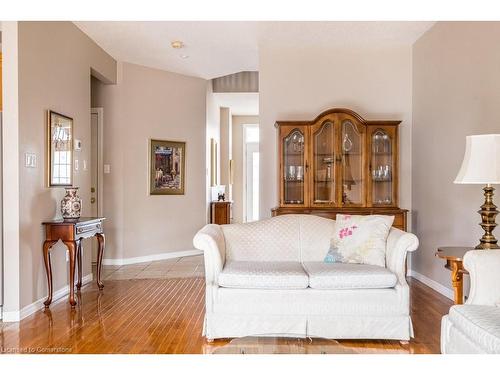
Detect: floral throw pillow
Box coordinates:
(324, 214, 395, 267)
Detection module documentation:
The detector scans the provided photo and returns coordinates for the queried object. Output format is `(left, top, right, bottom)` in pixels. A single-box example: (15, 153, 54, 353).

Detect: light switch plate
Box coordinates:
(83, 160, 87, 171)
(24, 152, 37, 168)
(104, 164, 111, 174)
(74, 159, 79, 171)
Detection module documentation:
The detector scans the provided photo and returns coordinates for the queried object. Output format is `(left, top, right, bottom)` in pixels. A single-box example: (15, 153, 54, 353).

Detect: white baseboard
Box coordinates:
(2, 309, 20, 322)
(407, 269, 454, 301)
(102, 249, 203, 266)
(1, 273, 93, 323)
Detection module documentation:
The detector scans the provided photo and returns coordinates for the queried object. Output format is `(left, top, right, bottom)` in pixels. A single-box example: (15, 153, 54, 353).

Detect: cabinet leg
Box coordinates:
(96, 233, 105, 290)
(76, 240, 83, 290)
(64, 241, 78, 307)
(43, 241, 56, 307)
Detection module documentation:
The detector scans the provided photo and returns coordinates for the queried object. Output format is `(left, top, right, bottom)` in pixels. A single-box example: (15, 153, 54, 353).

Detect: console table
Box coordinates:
(42, 217, 105, 307)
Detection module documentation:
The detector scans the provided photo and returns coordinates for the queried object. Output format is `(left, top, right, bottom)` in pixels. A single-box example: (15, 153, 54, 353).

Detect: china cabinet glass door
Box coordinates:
(369, 127, 397, 206)
(341, 119, 365, 206)
(282, 128, 306, 205)
(311, 121, 336, 205)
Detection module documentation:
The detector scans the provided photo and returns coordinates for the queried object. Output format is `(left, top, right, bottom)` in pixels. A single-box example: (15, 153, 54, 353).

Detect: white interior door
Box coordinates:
(90, 108, 103, 264)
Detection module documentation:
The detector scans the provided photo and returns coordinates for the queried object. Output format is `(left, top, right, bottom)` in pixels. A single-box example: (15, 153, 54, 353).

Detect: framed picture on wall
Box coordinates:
(149, 139, 186, 195)
(47, 110, 74, 187)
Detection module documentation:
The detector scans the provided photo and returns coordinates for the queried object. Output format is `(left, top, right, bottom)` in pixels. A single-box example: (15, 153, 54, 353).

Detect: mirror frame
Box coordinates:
(47, 110, 74, 187)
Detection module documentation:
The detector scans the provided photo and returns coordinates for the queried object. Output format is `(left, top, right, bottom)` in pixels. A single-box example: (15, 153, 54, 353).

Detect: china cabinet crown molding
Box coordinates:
(273, 108, 401, 128)
(273, 108, 407, 231)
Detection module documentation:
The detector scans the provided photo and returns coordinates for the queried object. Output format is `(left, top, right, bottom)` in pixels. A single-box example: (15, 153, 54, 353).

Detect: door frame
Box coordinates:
(243, 123, 259, 222)
(91, 107, 104, 219)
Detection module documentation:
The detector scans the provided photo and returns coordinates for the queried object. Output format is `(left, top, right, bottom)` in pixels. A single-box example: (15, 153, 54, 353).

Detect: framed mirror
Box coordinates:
(47, 110, 73, 187)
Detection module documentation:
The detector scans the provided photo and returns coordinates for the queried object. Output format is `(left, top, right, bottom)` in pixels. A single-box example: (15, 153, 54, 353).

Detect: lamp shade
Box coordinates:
(454, 134, 500, 184)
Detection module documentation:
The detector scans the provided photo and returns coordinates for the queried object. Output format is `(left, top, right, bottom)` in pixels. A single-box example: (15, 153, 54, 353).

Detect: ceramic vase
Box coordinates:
(61, 187, 82, 220)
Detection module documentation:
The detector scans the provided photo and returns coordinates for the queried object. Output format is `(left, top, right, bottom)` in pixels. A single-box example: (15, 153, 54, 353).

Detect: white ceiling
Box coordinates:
(214, 93, 259, 116)
(74, 21, 434, 80)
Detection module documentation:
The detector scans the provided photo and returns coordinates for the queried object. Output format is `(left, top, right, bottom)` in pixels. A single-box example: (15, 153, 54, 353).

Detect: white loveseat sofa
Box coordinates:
(193, 214, 419, 341)
(441, 250, 500, 353)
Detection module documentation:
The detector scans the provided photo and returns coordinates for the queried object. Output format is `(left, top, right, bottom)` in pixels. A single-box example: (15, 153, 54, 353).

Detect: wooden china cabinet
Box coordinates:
(271, 108, 408, 231)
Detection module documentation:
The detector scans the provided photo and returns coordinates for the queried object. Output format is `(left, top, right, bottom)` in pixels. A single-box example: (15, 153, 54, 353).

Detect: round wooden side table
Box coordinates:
(435, 246, 474, 304)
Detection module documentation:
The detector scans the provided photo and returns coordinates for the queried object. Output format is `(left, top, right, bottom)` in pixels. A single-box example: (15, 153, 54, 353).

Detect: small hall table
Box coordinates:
(42, 217, 106, 307)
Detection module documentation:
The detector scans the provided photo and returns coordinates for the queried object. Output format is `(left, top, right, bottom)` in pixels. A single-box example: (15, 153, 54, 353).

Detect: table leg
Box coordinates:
(96, 233, 105, 290)
(43, 240, 56, 307)
(64, 241, 78, 307)
(451, 261, 464, 304)
(76, 239, 83, 290)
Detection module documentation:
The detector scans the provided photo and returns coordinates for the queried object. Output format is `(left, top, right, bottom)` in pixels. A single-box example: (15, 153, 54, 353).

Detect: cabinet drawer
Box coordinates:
(75, 222, 102, 238)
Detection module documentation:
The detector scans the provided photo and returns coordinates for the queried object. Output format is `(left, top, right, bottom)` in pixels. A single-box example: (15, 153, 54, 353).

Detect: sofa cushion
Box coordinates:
(303, 262, 397, 289)
(449, 305, 500, 353)
(329, 214, 394, 267)
(218, 261, 309, 289)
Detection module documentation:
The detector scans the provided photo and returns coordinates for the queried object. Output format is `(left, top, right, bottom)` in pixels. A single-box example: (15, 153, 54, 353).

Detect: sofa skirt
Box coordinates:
(204, 313, 414, 341)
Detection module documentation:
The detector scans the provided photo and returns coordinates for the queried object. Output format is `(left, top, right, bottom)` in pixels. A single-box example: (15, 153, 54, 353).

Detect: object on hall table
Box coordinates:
(61, 187, 82, 220)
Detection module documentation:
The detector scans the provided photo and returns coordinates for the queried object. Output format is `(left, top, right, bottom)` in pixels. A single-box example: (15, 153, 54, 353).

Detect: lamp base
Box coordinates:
(476, 185, 500, 250)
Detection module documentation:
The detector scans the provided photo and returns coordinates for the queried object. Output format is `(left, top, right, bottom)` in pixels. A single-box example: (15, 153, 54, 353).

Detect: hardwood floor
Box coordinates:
(0, 265, 452, 354)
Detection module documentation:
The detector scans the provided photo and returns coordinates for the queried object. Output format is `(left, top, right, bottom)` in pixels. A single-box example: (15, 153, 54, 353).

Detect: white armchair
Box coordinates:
(441, 250, 500, 353)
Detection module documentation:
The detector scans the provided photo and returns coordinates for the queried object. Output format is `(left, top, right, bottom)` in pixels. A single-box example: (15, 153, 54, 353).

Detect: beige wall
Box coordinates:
(219, 107, 231, 192)
(92, 62, 207, 261)
(2, 22, 21, 316)
(412, 22, 500, 290)
(232, 115, 259, 223)
(15, 21, 116, 310)
(259, 45, 413, 220)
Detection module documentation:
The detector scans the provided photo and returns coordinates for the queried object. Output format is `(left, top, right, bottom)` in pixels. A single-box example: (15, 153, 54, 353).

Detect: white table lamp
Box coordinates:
(455, 134, 500, 249)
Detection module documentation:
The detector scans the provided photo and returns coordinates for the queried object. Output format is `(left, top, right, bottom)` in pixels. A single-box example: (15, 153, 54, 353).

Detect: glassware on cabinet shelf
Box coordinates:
(283, 129, 305, 204)
(371, 165, 392, 181)
(284, 165, 304, 181)
(296, 166, 303, 181)
(372, 130, 391, 154)
(371, 129, 393, 205)
(291, 133, 304, 152)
